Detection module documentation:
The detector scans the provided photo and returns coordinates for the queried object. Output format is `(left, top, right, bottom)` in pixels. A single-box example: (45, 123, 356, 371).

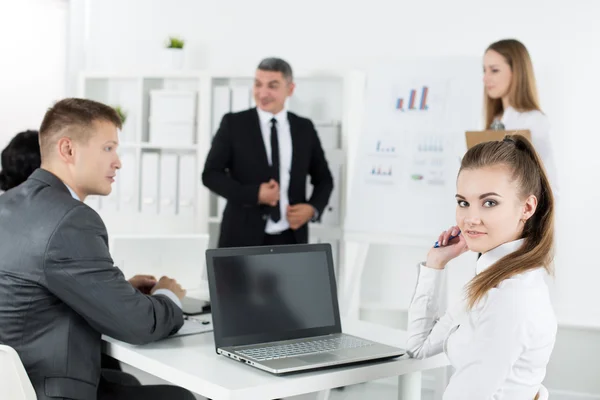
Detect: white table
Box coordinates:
(103, 317, 448, 400)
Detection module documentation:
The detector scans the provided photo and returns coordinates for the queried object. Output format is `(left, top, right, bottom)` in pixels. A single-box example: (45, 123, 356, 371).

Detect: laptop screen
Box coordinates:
(206, 244, 342, 348)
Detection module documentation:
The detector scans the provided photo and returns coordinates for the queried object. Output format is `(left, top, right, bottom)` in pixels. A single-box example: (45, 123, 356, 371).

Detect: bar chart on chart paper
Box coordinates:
(396, 86, 429, 111)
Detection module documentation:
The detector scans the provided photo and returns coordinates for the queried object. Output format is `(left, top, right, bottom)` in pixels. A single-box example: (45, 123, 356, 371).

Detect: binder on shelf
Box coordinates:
(230, 86, 251, 113)
(320, 165, 341, 226)
(178, 154, 196, 217)
(217, 196, 227, 218)
(212, 86, 231, 133)
(102, 184, 119, 213)
(149, 120, 195, 146)
(141, 152, 160, 214)
(85, 195, 101, 211)
(159, 153, 178, 216)
(465, 129, 531, 149)
(149, 90, 197, 122)
(316, 123, 340, 150)
(119, 152, 137, 213)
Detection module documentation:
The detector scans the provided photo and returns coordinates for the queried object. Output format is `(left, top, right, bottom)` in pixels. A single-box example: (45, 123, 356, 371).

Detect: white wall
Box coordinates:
(62, 0, 600, 396)
(76, 0, 600, 329)
(0, 0, 67, 149)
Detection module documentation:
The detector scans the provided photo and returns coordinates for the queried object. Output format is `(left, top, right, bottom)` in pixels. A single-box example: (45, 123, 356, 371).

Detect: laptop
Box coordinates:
(205, 243, 405, 374)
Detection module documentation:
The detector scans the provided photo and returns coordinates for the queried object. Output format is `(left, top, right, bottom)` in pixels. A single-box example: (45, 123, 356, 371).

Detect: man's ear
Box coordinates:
(57, 137, 75, 163)
(287, 81, 296, 97)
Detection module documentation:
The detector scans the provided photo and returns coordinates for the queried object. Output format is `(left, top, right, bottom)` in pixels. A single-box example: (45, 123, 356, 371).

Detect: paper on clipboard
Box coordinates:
(465, 129, 531, 149)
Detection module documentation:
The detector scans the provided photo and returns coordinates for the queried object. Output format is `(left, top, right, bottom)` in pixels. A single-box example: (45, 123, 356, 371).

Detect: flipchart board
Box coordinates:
(344, 58, 483, 240)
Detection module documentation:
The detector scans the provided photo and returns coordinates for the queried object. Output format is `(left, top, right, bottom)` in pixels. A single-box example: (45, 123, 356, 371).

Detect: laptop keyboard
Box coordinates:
(237, 336, 374, 361)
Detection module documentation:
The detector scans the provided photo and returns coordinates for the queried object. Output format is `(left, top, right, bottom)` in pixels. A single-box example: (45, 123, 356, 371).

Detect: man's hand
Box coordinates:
(258, 179, 280, 206)
(287, 204, 315, 230)
(128, 275, 157, 295)
(150, 276, 187, 300)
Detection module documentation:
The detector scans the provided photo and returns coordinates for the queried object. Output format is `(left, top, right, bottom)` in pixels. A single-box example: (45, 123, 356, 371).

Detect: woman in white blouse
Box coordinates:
(406, 134, 557, 399)
(483, 39, 559, 197)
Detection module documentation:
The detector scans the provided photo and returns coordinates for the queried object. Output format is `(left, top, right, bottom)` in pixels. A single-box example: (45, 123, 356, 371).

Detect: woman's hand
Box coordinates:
(425, 226, 469, 270)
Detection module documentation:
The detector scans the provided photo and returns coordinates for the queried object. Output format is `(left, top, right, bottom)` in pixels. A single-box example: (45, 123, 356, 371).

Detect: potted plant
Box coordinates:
(164, 36, 185, 69)
(113, 105, 128, 125)
(112, 105, 135, 142)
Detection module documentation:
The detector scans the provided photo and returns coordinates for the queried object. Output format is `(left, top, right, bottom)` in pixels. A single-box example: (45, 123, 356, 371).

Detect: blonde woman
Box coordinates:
(407, 135, 557, 399)
(483, 39, 559, 197)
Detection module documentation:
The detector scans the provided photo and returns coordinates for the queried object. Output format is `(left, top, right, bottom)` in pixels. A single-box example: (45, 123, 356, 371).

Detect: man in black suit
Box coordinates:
(202, 57, 334, 247)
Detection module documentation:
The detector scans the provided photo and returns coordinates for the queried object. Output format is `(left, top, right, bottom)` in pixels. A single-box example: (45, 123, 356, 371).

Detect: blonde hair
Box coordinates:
(484, 39, 542, 129)
(460, 134, 554, 309)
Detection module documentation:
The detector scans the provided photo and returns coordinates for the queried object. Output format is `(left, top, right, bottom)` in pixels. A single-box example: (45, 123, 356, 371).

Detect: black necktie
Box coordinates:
(270, 118, 281, 222)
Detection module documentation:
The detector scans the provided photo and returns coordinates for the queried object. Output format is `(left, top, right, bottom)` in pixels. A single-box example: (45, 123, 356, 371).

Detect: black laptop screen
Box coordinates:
(207, 244, 342, 348)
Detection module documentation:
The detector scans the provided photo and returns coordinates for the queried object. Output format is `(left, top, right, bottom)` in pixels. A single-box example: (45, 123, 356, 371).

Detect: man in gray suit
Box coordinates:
(0, 98, 196, 400)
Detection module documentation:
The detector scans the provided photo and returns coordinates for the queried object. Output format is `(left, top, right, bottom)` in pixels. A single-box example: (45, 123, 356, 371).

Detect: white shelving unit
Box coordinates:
(78, 70, 359, 264)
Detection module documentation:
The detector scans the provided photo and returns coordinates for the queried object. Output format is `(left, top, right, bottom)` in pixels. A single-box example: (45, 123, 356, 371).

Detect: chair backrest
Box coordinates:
(0, 345, 36, 400)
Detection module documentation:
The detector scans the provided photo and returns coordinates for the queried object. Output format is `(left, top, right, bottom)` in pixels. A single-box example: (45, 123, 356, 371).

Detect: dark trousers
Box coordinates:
(97, 369, 196, 400)
(101, 354, 122, 371)
(263, 229, 297, 246)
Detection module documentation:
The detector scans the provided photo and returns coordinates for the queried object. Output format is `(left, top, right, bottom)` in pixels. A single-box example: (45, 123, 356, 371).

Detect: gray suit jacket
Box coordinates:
(0, 169, 184, 400)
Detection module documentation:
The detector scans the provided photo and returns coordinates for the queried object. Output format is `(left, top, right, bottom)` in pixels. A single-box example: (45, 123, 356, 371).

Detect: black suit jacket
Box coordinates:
(202, 108, 334, 247)
(0, 169, 184, 400)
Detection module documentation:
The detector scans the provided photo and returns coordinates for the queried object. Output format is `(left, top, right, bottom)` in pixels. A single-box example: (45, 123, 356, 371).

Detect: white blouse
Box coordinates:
(406, 239, 557, 399)
(501, 107, 560, 200)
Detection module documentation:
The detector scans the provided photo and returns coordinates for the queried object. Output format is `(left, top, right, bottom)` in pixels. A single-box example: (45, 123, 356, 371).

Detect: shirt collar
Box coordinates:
(256, 106, 287, 127)
(476, 238, 525, 275)
(65, 184, 81, 201)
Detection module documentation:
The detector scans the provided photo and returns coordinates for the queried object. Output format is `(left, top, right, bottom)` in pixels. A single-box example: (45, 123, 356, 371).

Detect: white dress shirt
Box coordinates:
(256, 107, 293, 234)
(65, 185, 181, 309)
(406, 239, 557, 399)
(501, 107, 560, 200)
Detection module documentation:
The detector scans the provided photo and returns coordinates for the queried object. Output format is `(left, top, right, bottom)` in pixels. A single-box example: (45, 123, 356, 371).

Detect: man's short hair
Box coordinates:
(257, 57, 293, 82)
(39, 98, 122, 159)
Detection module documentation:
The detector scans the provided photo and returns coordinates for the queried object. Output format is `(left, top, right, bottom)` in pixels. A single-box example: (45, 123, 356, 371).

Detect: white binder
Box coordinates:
(230, 86, 250, 112)
(141, 152, 160, 214)
(159, 153, 178, 216)
(85, 195, 101, 211)
(217, 196, 227, 218)
(320, 165, 341, 226)
(102, 184, 119, 212)
(212, 86, 231, 134)
(316, 124, 340, 150)
(178, 154, 196, 217)
(119, 152, 137, 213)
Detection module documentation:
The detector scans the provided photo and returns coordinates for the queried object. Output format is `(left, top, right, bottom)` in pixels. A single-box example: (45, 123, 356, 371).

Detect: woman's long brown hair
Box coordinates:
(484, 39, 542, 129)
(461, 134, 554, 309)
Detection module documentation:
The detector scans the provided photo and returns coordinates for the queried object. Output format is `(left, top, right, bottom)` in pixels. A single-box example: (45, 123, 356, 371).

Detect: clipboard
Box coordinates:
(465, 130, 531, 149)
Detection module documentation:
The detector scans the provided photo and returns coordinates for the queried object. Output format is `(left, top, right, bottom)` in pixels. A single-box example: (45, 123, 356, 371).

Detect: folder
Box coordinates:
(320, 165, 341, 226)
(159, 153, 178, 216)
(178, 154, 197, 217)
(465, 129, 531, 149)
(212, 86, 231, 134)
(85, 195, 101, 211)
(217, 196, 227, 218)
(230, 86, 250, 112)
(102, 184, 119, 212)
(119, 152, 137, 213)
(141, 152, 160, 214)
(316, 124, 340, 150)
